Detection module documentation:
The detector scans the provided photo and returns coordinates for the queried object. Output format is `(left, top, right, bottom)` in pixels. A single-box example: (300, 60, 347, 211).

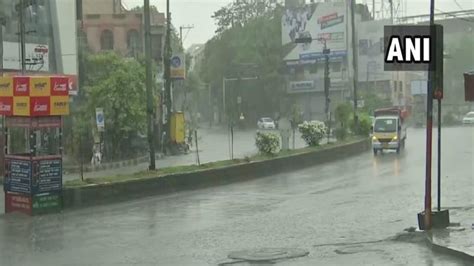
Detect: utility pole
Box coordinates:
(179, 25, 194, 48)
(350, 0, 359, 128)
(144, 0, 156, 170)
(19, 0, 26, 74)
(163, 0, 172, 151)
(322, 39, 331, 143)
(76, 0, 85, 179)
(0, 0, 4, 75)
(389, 0, 394, 24)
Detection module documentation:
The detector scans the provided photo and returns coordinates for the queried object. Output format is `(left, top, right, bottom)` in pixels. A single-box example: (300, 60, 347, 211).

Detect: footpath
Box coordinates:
(427, 207, 474, 261)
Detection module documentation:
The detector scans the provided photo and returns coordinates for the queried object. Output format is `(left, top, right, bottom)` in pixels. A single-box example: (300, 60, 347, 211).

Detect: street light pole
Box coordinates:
(350, 0, 359, 127)
(144, 0, 156, 170)
(163, 0, 172, 150)
(19, 0, 26, 74)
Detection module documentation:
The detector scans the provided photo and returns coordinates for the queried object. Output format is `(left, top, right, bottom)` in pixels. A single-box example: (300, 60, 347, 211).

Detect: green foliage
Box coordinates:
(212, 0, 280, 34)
(359, 92, 392, 115)
(335, 103, 353, 128)
(289, 104, 304, 129)
(445, 36, 474, 104)
(71, 52, 148, 161)
(298, 121, 327, 146)
(200, 4, 285, 121)
(255, 131, 280, 155)
(334, 127, 348, 141)
(349, 113, 372, 136)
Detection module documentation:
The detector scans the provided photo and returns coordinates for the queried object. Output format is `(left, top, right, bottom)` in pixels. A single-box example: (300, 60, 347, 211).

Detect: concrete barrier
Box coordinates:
(62, 138, 370, 208)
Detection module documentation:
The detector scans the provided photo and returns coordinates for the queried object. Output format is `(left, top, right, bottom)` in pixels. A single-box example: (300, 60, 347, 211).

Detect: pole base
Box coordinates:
(418, 209, 450, 230)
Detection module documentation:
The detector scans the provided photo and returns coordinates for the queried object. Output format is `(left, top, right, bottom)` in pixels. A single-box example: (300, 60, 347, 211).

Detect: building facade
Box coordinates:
(81, 0, 165, 63)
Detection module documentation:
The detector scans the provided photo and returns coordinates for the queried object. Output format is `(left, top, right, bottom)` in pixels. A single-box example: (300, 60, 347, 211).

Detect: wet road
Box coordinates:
(0, 127, 472, 265)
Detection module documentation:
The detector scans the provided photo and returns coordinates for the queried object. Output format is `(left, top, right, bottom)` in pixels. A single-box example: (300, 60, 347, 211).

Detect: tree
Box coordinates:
(199, 4, 285, 123)
(212, 0, 280, 34)
(71, 52, 148, 161)
(445, 36, 474, 105)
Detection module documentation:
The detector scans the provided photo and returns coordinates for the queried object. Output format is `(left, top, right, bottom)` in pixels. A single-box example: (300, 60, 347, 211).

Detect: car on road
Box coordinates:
(462, 111, 474, 125)
(257, 117, 276, 129)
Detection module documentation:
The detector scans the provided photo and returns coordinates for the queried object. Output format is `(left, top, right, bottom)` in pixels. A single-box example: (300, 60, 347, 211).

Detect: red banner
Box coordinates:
(30, 97, 51, 116)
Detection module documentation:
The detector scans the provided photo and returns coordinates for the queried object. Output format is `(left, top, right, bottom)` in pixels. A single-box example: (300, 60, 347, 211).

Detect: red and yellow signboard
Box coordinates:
(0, 76, 69, 116)
(0, 77, 13, 96)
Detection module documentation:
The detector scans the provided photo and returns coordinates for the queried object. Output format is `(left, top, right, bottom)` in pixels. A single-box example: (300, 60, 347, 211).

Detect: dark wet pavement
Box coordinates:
(0, 126, 472, 265)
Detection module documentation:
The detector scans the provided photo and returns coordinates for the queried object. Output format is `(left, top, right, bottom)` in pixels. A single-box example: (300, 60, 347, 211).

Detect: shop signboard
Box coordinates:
(32, 158, 62, 194)
(5, 192, 32, 215)
(32, 193, 62, 214)
(4, 158, 32, 194)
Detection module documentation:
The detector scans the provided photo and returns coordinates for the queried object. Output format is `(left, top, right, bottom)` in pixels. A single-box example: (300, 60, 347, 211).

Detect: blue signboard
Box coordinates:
(33, 159, 62, 194)
(5, 159, 32, 194)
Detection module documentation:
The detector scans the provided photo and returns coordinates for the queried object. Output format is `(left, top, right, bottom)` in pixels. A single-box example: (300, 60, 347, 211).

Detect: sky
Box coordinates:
(122, 0, 473, 49)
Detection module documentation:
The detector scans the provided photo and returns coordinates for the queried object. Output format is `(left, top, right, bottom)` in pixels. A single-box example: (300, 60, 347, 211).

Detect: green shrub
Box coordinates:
(298, 120, 327, 146)
(335, 103, 353, 127)
(255, 131, 280, 155)
(350, 113, 372, 136)
(334, 127, 348, 140)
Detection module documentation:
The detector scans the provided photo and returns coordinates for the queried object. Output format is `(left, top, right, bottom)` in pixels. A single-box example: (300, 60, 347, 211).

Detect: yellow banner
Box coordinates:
(13, 97, 30, 116)
(30, 77, 51, 97)
(0, 77, 13, 97)
(50, 96, 69, 115)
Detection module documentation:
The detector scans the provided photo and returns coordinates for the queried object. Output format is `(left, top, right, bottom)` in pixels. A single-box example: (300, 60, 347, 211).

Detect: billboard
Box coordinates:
(2, 42, 50, 72)
(282, 2, 347, 62)
(0, 76, 70, 116)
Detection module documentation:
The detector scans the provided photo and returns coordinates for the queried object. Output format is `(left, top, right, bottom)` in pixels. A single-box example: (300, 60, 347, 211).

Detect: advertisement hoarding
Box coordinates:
(282, 2, 347, 62)
(0, 77, 13, 96)
(2, 42, 50, 72)
(30, 77, 51, 97)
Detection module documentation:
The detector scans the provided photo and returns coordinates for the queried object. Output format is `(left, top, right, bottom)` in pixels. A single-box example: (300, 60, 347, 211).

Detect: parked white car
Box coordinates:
(257, 117, 276, 129)
(462, 111, 474, 125)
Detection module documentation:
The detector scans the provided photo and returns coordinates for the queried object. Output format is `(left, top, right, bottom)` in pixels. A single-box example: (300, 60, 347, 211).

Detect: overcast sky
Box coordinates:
(122, 0, 473, 49)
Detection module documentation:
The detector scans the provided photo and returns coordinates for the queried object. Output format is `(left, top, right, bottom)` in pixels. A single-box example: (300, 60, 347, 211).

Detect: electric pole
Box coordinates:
(0, 0, 4, 75)
(163, 0, 172, 151)
(179, 25, 194, 48)
(144, 0, 156, 170)
(323, 40, 331, 143)
(19, 0, 26, 74)
(350, 0, 359, 128)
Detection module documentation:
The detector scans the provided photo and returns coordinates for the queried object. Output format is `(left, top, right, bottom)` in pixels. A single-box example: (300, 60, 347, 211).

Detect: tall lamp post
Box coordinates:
(144, 0, 156, 169)
(294, 37, 331, 140)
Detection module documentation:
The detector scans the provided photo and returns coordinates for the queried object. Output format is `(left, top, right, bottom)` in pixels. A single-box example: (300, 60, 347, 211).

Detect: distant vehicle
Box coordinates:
(372, 107, 408, 155)
(257, 117, 276, 129)
(462, 111, 474, 125)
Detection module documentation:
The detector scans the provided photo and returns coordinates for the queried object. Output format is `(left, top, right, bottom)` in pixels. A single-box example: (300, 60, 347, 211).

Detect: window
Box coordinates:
(127, 30, 141, 54)
(100, 30, 114, 50)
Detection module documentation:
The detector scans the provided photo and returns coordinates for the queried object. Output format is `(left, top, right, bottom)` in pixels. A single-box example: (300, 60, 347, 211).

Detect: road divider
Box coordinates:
(63, 138, 370, 209)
